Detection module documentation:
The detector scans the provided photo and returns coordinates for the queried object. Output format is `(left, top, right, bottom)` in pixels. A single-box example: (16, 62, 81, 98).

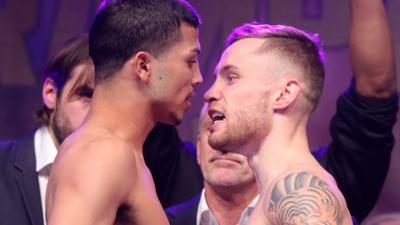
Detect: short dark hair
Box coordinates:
(37, 34, 91, 125)
(227, 23, 325, 111)
(89, 0, 201, 82)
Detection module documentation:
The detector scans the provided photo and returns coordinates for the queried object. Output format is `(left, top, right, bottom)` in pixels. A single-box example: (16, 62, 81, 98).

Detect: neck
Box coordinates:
(84, 79, 156, 151)
(248, 117, 311, 191)
(204, 182, 258, 225)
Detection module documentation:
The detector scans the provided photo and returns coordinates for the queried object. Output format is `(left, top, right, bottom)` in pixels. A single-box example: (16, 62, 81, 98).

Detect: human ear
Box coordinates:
(42, 77, 58, 110)
(130, 51, 154, 82)
(272, 79, 301, 110)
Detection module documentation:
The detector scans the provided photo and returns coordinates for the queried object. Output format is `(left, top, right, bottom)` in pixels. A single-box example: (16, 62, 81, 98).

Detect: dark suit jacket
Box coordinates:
(166, 85, 399, 225)
(167, 194, 200, 225)
(0, 132, 44, 225)
(0, 123, 203, 225)
(144, 124, 203, 208)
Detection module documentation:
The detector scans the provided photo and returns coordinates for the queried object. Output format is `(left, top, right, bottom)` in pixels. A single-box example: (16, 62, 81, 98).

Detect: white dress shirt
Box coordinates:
(196, 189, 259, 225)
(34, 126, 58, 225)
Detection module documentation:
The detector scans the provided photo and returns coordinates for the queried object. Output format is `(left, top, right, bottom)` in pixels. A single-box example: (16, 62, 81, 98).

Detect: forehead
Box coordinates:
(215, 38, 275, 74)
(64, 62, 95, 89)
(168, 24, 201, 55)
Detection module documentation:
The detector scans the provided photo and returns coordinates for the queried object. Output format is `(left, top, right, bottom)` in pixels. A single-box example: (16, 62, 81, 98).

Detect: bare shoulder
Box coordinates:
(78, 136, 137, 164)
(61, 133, 138, 166)
(265, 170, 352, 225)
(52, 134, 140, 195)
(46, 134, 143, 224)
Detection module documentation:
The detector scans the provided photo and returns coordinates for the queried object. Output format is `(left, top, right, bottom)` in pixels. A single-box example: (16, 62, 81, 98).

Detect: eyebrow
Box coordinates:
(68, 75, 94, 98)
(214, 64, 240, 76)
(70, 84, 93, 97)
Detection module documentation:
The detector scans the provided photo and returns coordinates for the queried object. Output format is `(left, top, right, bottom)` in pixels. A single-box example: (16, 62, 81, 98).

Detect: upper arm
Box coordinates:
(349, 0, 397, 97)
(47, 141, 136, 225)
(266, 171, 351, 225)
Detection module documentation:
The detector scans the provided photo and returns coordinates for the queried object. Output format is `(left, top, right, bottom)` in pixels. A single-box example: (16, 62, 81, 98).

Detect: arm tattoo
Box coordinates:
(268, 171, 344, 225)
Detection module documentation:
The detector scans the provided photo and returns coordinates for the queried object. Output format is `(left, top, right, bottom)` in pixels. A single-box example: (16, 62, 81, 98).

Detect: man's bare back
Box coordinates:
(46, 128, 168, 225)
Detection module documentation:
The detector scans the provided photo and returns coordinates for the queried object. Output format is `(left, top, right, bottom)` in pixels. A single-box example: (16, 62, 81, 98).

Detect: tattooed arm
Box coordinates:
(266, 171, 353, 225)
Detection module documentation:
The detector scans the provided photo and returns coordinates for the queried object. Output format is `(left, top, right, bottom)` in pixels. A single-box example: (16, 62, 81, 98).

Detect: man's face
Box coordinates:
(203, 38, 280, 155)
(152, 24, 203, 125)
(50, 62, 95, 144)
(197, 111, 256, 188)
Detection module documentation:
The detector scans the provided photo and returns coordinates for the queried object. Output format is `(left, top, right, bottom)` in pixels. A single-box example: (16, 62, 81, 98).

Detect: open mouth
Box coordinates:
(209, 110, 225, 123)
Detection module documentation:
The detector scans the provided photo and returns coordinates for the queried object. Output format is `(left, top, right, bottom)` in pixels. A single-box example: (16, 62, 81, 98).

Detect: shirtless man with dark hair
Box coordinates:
(46, 0, 203, 224)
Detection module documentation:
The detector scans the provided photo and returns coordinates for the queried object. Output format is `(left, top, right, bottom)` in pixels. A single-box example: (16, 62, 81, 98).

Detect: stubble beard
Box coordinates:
(208, 111, 259, 155)
(208, 100, 269, 156)
(51, 108, 73, 146)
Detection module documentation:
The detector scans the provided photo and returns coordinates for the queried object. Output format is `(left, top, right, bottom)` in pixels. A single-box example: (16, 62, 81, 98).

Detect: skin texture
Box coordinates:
(46, 24, 202, 225)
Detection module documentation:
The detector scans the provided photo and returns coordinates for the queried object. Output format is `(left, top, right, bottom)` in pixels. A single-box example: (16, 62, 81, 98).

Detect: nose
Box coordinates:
(203, 81, 220, 103)
(192, 67, 203, 86)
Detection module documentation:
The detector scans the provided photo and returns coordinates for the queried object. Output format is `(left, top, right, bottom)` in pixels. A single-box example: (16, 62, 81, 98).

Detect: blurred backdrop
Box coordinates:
(0, 0, 399, 223)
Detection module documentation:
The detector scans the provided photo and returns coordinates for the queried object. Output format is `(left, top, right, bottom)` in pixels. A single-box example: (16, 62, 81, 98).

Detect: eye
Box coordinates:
(187, 58, 198, 68)
(76, 86, 93, 99)
(225, 73, 238, 84)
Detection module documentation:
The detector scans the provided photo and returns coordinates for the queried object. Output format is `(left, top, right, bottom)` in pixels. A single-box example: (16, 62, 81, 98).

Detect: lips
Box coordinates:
(210, 155, 242, 165)
(208, 108, 225, 123)
(185, 92, 195, 106)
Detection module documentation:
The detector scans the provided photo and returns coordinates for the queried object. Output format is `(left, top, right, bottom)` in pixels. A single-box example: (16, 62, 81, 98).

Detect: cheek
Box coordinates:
(230, 94, 265, 123)
(198, 151, 211, 173)
(172, 66, 194, 88)
(200, 157, 218, 179)
(67, 101, 91, 128)
(158, 77, 190, 101)
(242, 167, 255, 179)
(174, 76, 192, 94)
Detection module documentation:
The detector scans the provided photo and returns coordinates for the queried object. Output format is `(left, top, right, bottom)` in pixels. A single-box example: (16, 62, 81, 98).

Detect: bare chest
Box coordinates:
(114, 167, 169, 225)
